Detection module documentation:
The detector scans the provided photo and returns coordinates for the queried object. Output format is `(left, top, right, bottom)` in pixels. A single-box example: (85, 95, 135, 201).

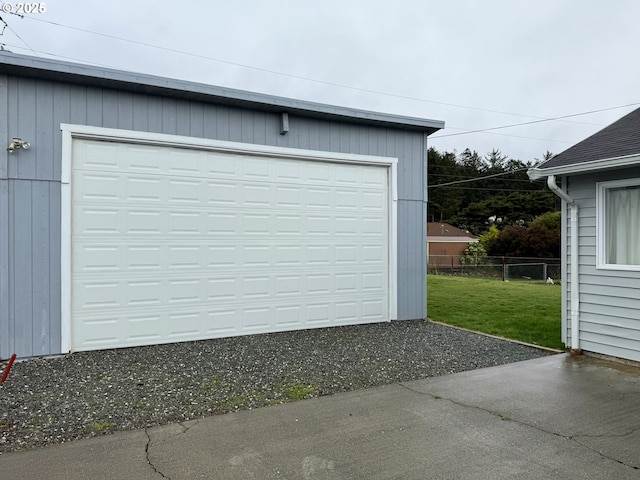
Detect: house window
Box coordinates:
(597, 178, 640, 270)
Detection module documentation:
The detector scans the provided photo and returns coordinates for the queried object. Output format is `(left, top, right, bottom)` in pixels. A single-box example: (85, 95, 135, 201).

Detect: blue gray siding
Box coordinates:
(567, 167, 640, 362)
(1, 75, 429, 359)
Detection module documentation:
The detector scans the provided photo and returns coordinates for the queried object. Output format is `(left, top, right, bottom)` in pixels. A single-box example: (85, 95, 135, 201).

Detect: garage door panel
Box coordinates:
(71, 138, 390, 352)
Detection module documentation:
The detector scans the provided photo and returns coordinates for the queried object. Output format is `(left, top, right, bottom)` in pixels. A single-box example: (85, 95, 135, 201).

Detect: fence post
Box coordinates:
(501, 256, 505, 282)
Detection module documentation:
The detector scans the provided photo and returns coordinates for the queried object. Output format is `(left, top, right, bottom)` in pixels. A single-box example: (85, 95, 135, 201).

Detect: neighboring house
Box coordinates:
(528, 106, 640, 362)
(426, 222, 478, 267)
(0, 52, 444, 360)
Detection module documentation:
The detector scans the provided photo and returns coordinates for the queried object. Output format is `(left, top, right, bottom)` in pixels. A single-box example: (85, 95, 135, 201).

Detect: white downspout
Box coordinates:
(547, 175, 581, 353)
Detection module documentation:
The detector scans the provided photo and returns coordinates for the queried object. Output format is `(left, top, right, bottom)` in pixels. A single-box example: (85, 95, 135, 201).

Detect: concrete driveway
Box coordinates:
(1, 354, 639, 479)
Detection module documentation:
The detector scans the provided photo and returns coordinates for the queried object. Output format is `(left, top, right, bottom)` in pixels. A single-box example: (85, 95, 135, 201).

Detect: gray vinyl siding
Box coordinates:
(566, 166, 640, 362)
(1, 75, 428, 359)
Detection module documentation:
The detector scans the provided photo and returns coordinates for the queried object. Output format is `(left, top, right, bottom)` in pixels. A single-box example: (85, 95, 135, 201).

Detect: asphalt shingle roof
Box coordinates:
(538, 106, 640, 170)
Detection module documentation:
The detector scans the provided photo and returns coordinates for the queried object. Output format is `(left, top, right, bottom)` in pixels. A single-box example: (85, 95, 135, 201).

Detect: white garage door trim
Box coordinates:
(60, 124, 398, 353)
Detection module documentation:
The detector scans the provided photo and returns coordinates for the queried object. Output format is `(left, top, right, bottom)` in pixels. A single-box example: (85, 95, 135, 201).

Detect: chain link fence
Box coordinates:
(427, 255, 561, 282)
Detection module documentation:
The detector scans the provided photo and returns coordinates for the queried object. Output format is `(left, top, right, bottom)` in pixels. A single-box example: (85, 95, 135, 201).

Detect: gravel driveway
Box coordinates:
(0, 320, 552, 453)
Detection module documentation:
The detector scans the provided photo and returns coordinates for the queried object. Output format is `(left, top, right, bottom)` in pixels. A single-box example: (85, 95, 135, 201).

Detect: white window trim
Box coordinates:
(60, 124, 399, 353)
(596, 177, 640, 271)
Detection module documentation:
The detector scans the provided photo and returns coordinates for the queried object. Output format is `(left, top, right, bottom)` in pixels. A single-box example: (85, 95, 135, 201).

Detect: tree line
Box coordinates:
(428, 147, 560, 258)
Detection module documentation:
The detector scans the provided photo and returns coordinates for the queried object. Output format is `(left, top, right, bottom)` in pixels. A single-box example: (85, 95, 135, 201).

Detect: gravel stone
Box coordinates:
(0, 320, 551, 453)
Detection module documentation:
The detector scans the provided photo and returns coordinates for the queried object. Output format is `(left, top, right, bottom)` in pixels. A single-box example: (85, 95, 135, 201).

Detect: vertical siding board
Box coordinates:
(7, 77, 18, 178)
(406, 200, 421, 319)
(202, 104, 217, 140)
(421, 200, 427, 317)
(368, 127, 378, 156)
(16, 78, 37, 179)
(314, 121, 330, 152)
(52, 83, 71, 182)
(329, 123, 341, 153)
(13, 181, 33, 357)
(161, 98, 178, 135)
(86, 88, 102, 126)
(189, 102, 205, 138)
(216, 105, 230, 141)
(377, 129, 387, 159)
(405, 132, 419, 200)
(146, 97, 163, 133)
(31, 181, 50, 355)
(340, 123, 350, 153)
(0, 75, 7, 180)
(34, 82, 54, 180)
(48, 182, 61, 354)
(68, 85, 87, 126)
(0, 180, 9, 358)
(396, 201, 409, 319)
(357, 125, 368, 155)
(411, 134, 421, 198)
(176, 100, 190, 136)
(117, 91, 134, 131)
(241, 110, 254, 144)
(254, 111, 267, 145)
(102, 90, 118, 128)
(0, 77, 8, 354)
(294, 117, 308, 150)
(132, 94, 149, 131)
(6, 180, 14, 358)
(228, 108, 242, 142)
(308, 118, 320, 151)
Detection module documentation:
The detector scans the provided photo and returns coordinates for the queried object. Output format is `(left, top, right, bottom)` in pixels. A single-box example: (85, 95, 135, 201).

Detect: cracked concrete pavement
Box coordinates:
(1, 354, 639, 479)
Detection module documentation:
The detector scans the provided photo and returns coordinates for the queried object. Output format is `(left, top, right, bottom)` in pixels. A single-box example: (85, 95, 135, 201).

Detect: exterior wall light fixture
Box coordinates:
(7, 137, 31, 153)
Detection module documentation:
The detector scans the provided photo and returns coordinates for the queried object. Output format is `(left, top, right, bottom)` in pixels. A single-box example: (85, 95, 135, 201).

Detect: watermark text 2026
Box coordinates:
(1, 3, 46, 14)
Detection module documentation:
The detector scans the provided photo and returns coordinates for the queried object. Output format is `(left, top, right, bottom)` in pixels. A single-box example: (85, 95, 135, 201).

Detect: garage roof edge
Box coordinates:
(0, 51, 444, 134)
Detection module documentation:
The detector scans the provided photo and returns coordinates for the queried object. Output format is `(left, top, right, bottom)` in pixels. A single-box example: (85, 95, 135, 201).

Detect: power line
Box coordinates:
(1, 20, 39, 57)
(429, 168, 529, 188)
(1, 41, 118, 68)
(428, 173, 534, 183)
(431, 103, 640, 139)
(434, 126, 574, 144)
(7, 13, 639, 146)
(431, 186, 545, 192)
(14, 15, 612, 129)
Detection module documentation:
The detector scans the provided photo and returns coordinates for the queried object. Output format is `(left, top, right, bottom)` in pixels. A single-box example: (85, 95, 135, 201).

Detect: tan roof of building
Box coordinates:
(426, 223, 477, 240)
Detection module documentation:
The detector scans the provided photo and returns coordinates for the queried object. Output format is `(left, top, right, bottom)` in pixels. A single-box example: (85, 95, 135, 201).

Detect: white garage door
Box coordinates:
(67, 133, 393, 352)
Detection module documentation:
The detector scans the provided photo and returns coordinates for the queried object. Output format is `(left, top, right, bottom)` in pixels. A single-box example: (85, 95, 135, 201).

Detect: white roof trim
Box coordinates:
(528, 153, 640, 180)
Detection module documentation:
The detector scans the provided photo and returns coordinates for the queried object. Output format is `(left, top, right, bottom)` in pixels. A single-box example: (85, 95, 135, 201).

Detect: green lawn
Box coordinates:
(427, 275, 564, 350)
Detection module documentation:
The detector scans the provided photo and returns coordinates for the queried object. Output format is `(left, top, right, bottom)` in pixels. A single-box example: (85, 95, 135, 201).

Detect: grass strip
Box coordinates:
(427, 275, 564, 350)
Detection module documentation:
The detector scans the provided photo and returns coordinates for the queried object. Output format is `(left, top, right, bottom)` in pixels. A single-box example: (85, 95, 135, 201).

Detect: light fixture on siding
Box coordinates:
(7, 137, 30, 153)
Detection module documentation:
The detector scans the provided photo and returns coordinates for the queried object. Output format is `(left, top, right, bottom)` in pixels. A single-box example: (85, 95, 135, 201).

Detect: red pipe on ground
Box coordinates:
(1, 354, 17, 384)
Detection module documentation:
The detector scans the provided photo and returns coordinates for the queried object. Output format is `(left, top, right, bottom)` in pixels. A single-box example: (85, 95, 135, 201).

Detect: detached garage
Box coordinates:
(0, 52, 443, 359)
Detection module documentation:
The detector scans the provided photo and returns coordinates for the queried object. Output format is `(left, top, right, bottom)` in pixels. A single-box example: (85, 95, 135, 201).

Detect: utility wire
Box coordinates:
(429, 174, 534, 182)
(0, 38, 593, 146)
(1, 42, 119, 67)
(8, 14, 639, 144)
(434, 186, 544, 192)
(431, 103, 640, 139)
(16, 15, 609, 128)
(437, 126, 574, 144)
(2, 24, 39, 56)
(429, 168, 529, 188)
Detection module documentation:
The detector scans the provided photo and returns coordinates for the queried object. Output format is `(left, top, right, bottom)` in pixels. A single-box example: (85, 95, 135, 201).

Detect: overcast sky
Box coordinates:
(1, 0, 639, 163)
